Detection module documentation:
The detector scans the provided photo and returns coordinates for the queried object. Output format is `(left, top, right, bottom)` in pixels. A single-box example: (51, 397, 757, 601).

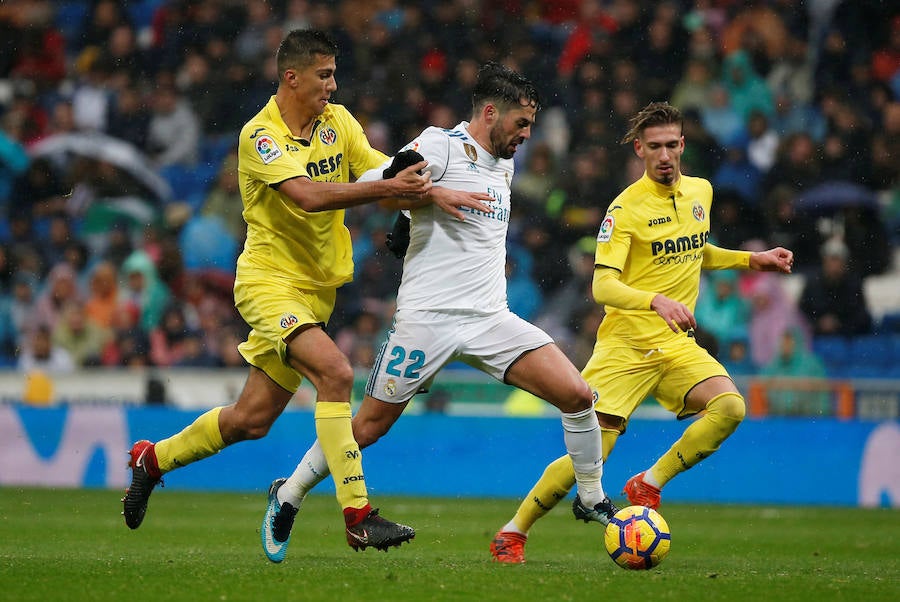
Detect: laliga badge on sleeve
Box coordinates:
(401, 140, 421, 154)
(597, 214, 615, 243)
(256, 135, 283, 164)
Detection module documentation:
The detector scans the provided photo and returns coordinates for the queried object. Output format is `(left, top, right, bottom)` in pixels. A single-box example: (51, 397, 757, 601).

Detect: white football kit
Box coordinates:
(360, 122, 552, 403)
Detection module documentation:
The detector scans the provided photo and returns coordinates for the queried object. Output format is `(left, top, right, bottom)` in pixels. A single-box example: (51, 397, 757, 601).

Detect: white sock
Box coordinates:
(502, 520, 526, 535)
(278, 439, 330, 507)
(643, 468, 662, 489)
(561, 407, 606, 507)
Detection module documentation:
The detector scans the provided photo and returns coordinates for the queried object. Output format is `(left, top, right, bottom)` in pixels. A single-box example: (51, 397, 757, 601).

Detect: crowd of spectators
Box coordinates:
(0, 0, 898, 385)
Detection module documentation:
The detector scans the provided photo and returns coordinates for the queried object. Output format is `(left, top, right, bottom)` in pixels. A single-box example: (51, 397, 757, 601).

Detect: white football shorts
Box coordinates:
(365, 308, 553, 403)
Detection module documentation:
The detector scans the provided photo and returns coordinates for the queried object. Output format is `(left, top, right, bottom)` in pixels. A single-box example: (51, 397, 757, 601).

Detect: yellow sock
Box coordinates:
(511, 455, 575, 532)
(648, 392, 745, 488)
(315, 401, 367, 511)
(601, 426, 620, 460)
(154, 407, 225, 473)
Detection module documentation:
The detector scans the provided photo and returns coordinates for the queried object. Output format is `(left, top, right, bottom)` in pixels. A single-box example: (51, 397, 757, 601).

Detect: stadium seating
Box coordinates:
(54, 1, 90, 47)
(812, 336, 851, 378)
(818, 334, 900, 379)
(880, 312, 900, 334)
(125, 0, 164, 29)
(159, 163, 218, 213)
(200, 136, 235, 167)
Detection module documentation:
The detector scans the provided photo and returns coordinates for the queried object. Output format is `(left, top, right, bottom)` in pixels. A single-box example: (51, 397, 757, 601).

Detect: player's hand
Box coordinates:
(381, 150, 432, 199)
(386, 162, 432, 198)
(383, 149, 425, 179)
(749, 247, 794, 273)
(650, 294, 697, 333)
(428, 186, 494, 221)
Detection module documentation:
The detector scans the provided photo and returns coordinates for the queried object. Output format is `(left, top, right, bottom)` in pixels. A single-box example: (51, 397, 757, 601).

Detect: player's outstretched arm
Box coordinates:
(366, 151, 494, 218)
(371, 151, 433, 211)
(276, 164, 433, 212)
(749, 247, 794, 273)
(378, 184, 493, 218)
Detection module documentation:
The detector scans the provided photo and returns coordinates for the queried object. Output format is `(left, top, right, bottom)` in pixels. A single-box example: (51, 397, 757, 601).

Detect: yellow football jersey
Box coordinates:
(236, 97, 387, 288)
(594, 173, 714, 346)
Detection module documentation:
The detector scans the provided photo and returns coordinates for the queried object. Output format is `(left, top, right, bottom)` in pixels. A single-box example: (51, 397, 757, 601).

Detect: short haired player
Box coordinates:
(490, 101, 794, 563)
(260, 62, 617, 563)
(122, 29, 492, 556)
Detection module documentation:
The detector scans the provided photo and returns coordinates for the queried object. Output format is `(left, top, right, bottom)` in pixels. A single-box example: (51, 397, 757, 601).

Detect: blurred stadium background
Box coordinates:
(0, 0, 898, 509)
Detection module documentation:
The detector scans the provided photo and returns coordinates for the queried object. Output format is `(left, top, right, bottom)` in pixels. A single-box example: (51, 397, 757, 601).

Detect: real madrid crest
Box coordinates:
(464, 143, 478, 162)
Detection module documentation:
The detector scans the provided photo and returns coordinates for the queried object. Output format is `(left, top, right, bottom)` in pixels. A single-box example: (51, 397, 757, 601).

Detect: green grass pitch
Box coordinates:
(1, 487, 897, 602)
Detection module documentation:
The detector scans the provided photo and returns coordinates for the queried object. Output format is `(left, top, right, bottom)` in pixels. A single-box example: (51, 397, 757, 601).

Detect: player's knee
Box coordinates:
(220, 404, 275, 442)
(709, 392, 746, 428)
(577, 382, 595, 408)
(555, 380, 595, 414)
(242, 423, 272, 440)
(316, 362, 355, 399)
(352, 419, 389, 448)
(228, 413, 275, 441)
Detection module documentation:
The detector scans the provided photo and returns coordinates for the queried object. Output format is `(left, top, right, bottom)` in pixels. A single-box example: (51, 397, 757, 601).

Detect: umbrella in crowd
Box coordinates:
(795, 180, 878, 214)
(30, 132, 173, 204)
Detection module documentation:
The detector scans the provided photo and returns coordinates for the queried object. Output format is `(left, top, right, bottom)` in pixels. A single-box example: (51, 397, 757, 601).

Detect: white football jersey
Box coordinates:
(397, 122, 513, 312)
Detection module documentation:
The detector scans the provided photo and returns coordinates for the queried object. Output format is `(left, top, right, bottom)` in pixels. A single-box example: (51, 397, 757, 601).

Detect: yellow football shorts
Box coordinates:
(582, 333, 730, 425)
(233, 271, 337, 393)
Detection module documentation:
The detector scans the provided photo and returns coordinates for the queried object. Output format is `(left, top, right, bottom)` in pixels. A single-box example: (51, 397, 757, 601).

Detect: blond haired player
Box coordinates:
(490, 102, 794, 563)
(122, 30, 491, 557)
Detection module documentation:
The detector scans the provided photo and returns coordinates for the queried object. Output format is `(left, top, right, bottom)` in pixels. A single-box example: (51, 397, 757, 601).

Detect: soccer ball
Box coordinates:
(604, 505, 671, 570)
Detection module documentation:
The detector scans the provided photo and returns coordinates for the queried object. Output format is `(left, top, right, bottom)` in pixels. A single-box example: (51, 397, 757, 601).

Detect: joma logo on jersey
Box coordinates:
(648, 216, 672, 227)
(651, 231, 710, 256)
(306, 153, 343, 177)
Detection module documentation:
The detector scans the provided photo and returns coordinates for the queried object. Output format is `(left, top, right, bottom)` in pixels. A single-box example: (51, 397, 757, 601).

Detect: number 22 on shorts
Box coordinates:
(385, 346, 426, 378)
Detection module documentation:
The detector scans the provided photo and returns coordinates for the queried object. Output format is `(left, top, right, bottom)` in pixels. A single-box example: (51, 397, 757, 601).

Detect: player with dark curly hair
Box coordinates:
(262, 62, 617, 563)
